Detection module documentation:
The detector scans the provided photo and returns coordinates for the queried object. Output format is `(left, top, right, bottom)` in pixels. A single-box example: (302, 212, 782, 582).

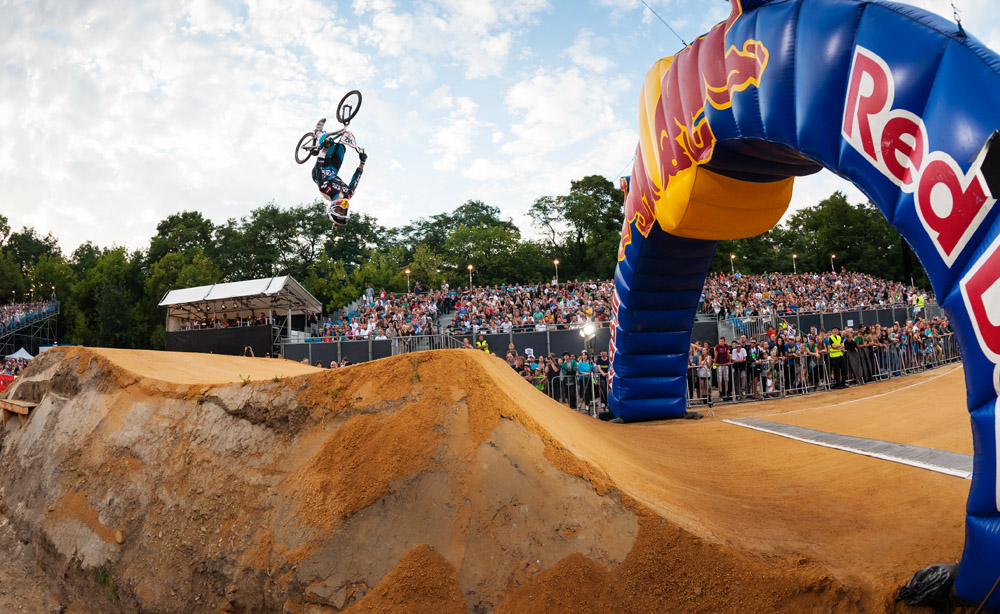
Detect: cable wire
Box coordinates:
(614, 156, 635, 181)
(638, 0, 688, 47)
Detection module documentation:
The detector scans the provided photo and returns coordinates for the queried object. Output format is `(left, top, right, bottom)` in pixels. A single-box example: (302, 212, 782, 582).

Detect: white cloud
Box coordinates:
(428, 97, 486, 171)
(502, 66, 628, 155)
(354, 0, 550, 79)
(565, 30, 614, 74)
(463, 157, 514, 182)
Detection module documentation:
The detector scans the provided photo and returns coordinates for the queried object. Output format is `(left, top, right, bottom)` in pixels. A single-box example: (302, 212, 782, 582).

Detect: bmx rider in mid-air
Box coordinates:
(311, 118, 367, 229)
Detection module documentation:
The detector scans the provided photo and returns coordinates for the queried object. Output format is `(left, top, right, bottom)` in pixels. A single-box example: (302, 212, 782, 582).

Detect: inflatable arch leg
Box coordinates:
(612, 0, 1000, 606)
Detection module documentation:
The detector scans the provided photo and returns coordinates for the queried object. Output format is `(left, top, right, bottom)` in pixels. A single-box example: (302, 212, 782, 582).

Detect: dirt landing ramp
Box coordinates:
(0, 347, 967, 613)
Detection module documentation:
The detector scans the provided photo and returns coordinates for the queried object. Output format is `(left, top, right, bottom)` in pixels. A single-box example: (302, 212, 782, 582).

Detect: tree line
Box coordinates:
(0, 176, 925, 350)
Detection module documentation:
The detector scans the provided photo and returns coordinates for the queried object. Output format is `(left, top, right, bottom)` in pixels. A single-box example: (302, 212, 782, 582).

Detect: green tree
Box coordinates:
(405, 244, 445, 290)
(528, 196, 563, 249)
(303, 253, 353, 312)
(147, 211, 216, 264)
(0, 251, 26, 302)
(528, 176, 624, 280)
(30, 253, 77, 339)
(0, 214, 10, 247)
(5, 226, 61, 274)
(70, 241, 103, 277)
(146, 249, 220, 348)
(444, 224, 522, 286)
(70, 248, 147, 347)
(324, 212, 387, 271)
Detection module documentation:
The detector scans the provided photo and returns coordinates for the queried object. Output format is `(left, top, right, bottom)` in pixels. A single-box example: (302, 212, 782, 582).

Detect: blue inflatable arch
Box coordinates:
(611, 0, 1000, 605)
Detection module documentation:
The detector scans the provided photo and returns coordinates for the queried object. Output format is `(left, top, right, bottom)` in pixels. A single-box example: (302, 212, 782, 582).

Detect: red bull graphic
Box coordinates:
(961, 231, 1000, 396)
(842, 46, 996, 267)
(612, 0, 1000, 606)
(618, 27, 770, 260)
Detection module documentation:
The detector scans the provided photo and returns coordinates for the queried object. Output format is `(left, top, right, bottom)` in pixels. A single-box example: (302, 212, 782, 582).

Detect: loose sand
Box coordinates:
(0, 347, 974, 612)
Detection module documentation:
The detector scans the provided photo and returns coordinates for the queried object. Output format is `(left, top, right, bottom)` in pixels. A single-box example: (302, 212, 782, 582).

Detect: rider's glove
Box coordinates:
(358, 149, 368, 164)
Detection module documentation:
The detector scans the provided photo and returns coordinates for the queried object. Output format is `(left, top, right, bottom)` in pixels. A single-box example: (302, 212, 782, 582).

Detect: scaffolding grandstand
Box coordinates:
(0, 301, 59, 357)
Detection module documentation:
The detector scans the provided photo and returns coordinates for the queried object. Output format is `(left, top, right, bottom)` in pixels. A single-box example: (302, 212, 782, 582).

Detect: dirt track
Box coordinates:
(0, 347, 972, 612)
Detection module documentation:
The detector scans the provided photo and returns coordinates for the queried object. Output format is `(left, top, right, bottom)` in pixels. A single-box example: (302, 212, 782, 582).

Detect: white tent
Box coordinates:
(6, 348, 33, 360)
(157, 275, 322, 334)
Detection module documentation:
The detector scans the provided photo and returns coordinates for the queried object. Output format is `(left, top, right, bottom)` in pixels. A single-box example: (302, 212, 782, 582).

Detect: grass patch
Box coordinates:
(195, 396, 205, 405)
(94, 565, 120, 602)
(240, 374, 250, 387)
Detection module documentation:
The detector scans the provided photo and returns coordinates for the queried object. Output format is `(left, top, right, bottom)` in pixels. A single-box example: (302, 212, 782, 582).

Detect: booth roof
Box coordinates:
(158, 276, 321, 313)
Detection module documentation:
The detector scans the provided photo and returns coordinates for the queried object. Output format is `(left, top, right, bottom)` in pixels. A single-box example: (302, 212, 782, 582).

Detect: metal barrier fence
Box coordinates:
(282, 327, 614, 366)
(540, 373, 608, 418)
(682, 333, 961, 410)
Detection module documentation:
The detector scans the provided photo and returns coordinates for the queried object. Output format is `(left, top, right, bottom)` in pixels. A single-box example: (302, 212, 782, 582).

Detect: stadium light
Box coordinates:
(792, 253, 797, 275)
(467, 264, 473, 287)
(729, 253, 736, 274)
(580, 322, 596, 339)
(553, 259, 560, 285)
(404, 269, 411, 293)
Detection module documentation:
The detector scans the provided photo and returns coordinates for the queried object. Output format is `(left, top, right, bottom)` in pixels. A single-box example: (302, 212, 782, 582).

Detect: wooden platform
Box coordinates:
(0, 399, 37, 428)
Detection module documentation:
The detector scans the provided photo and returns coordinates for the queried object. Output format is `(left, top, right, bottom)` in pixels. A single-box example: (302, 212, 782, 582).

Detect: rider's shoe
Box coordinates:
(314, 118, 326, 138)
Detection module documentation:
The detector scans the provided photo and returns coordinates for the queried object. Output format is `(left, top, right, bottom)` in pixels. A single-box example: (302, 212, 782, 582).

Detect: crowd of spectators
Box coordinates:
(1, 357, 28, 377)
(1, 301, 54, 333)
(305, 279, 616, 341)
(468, 339, 611, 412)
(700, 271, 931, 319)
(445, 280, 613, 335)
(300, 270, 928, 342)
(310, 284, 444, 341)
(689, 315, 957, 405)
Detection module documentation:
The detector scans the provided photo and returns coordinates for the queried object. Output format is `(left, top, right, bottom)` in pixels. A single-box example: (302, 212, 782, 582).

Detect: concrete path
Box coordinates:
(724, 417, 973, 479)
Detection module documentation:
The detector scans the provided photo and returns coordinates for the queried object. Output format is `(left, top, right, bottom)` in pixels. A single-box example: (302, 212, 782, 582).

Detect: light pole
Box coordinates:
(792, 253, 797, 275)
(729, 253, 736, 274)
(404, 269, 411, 293)
(467, 264, 474, 287)
(830, 253, 837, 273)
(10, 290, 14, 305)
(553, 259, 560, 284)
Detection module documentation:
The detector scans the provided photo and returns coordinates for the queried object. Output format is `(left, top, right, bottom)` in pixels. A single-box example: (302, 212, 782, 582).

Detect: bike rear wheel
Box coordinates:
(295, 132, 316, 164)
(336, 90, 362, 126)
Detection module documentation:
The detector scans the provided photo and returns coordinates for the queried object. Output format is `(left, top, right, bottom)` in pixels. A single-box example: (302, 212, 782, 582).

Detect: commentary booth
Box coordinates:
(159, 276, 321, 357)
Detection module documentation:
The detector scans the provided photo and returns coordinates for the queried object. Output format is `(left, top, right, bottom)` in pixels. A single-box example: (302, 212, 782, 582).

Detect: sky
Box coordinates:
(2, 0, 999, 254)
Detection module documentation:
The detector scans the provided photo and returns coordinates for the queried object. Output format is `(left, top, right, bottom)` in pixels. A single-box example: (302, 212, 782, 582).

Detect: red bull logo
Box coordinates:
(842, 46, 996, 268)
(961, 232, 1000, 395)
(619, 19, 770, 260)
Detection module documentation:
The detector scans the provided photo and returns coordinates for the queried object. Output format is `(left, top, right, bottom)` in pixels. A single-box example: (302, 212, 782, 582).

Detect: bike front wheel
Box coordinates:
(336, 90, 362, 126)
(295, 132, 316, 164)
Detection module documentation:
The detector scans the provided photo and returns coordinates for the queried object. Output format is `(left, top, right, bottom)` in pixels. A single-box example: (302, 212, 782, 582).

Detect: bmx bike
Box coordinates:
(294, 89, 362, 165)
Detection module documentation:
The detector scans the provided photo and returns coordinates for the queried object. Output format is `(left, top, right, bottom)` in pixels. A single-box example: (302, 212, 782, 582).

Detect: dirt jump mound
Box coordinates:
(0, 347, 967, 612)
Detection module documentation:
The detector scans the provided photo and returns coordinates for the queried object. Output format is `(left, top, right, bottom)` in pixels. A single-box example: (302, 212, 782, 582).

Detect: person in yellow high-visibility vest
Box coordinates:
(475, 334, 490, 354)
(827, 326, 847, 389)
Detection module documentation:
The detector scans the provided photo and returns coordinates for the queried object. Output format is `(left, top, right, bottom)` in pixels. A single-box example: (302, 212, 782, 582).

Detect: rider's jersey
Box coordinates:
(312, 134, 363, 225)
